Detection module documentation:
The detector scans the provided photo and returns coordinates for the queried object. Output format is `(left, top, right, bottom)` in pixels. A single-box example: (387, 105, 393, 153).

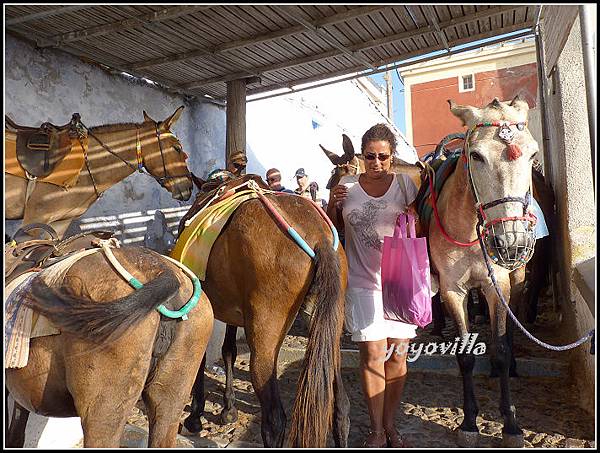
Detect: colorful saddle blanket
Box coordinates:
(415, 151, 462, 231)
(171, 189, 260, 280)
(4, 248, 102, 368)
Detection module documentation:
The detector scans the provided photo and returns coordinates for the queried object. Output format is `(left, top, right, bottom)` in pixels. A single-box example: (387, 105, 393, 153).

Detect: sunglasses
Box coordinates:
(364, 153, 391, 161)
(267, 176, 279, 182)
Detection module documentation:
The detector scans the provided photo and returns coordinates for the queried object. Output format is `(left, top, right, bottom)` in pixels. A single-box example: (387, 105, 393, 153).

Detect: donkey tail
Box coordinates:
(25, 267, 179, 345)
(288, 242, 344, 447)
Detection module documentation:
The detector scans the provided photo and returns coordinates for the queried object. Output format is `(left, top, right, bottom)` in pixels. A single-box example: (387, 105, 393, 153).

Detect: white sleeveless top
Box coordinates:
(340, 173, 418, 291)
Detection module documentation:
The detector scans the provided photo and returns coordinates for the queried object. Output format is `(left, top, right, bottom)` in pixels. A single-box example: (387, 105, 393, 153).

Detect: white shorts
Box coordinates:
(345, 287, 418, 342)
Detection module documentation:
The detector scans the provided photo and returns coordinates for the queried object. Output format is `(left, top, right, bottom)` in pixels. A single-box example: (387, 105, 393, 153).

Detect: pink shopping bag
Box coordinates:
(381, 213, 433, 328)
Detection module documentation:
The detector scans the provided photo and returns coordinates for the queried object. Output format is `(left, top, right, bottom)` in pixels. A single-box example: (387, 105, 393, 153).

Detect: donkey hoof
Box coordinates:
(502, 433, 524, 448)
(456, 430, 479, 447)
(183, 416, 202, 434)
(220, 407, 238, 425)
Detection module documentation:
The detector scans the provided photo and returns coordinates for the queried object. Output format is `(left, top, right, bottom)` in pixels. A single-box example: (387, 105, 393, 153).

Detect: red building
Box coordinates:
(399, 39, 542, 159)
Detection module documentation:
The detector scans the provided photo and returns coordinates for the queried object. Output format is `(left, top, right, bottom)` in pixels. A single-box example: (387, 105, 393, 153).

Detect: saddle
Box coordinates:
(4, 223, 115, 286)
(178, 173, 269, 237)
(5, 113, 83, 178)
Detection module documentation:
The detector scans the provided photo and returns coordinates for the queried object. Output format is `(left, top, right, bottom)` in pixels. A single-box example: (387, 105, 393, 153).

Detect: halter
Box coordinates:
(463, 121, 537, 270)
(79, 119, 192, 197)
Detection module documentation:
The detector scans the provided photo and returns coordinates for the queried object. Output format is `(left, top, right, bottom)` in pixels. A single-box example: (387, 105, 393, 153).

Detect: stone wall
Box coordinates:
(540, 16, 596, 414)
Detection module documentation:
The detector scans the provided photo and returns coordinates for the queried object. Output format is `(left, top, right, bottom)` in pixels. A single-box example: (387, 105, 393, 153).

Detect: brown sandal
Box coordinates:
(385, 429, 410, 448)
(362, 430, 387, 448)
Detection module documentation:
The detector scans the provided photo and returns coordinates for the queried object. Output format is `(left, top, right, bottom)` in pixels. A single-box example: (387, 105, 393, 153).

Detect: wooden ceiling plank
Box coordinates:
(243, 24, 534, 98)
(6, 5, 93, 26)
(126, 5, 388, 71)
(36, 5, 211, 48)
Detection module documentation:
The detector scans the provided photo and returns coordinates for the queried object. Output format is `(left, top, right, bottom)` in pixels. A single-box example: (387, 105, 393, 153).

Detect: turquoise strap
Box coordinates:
(156, 277, 202, 320)
(127, 273, 201, 321)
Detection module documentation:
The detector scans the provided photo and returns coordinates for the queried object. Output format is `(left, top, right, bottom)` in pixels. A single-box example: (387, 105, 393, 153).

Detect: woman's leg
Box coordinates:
(358, 339, 388, 446)
(383, 338, 410, 445)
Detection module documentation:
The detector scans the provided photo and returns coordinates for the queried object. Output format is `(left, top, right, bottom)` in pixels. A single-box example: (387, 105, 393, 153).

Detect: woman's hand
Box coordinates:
(330, 184, 349, 207)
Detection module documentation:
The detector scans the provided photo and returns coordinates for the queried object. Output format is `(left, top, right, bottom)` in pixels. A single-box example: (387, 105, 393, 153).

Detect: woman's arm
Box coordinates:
(326, 184, 347, 233)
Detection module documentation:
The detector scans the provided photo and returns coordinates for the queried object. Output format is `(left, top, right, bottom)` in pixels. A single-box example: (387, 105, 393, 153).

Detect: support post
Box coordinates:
(225, 76, 260, 174)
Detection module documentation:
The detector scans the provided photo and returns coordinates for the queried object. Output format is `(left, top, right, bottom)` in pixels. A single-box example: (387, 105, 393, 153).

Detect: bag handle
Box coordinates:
(394, 212, 417, 239)
(394, 213, 407, 238)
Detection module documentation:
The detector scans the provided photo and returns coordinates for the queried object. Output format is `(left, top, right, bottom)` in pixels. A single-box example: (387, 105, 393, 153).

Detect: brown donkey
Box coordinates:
(173, 188, 349, 447)
(5, 246, 213, 447)
(5, 107, 193, 238)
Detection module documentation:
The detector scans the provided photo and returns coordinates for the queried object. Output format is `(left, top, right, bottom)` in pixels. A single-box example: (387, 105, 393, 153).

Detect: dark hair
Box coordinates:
(361, 123, 397, 155)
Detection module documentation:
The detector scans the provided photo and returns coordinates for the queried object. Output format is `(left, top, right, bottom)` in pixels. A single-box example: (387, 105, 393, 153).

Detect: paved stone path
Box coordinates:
(121, 289, 595, 448)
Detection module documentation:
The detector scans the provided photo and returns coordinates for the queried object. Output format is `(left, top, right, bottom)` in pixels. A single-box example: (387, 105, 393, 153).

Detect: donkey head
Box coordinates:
(141, 106, 193, 202)
(321, 134, 363, 189)
(449, 95, 539, 269)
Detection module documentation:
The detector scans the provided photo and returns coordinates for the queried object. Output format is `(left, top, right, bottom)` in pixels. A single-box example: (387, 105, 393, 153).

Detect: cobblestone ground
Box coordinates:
(121, 288, 595, 448)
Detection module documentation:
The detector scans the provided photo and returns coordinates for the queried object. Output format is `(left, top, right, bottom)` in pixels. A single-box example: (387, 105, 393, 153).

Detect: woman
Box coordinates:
(327, 124, 418, 448)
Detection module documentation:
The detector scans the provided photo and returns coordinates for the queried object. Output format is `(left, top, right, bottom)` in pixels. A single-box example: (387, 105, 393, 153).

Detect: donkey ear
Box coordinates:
(163, 105, 184, 130)
(510, 94, 530, 113)
(447, 99, 481, 127)
(342, 134, 355, 158)
(320, 144, 345, 165)
(143, 110, 154, 122)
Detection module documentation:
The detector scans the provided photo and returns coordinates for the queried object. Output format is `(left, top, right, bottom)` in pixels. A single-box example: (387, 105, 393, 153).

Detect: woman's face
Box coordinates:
(363, 140, 392, 177)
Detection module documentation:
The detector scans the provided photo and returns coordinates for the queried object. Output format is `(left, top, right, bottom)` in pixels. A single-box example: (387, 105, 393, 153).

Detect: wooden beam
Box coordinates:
(275, 6, 377, 71)
(175, 5, 522, 91)
(421, 5, 451, 52)
(6, 5, 91, 26)
(243, 24, 535, 99)
(126, 5, 389, 71)
(36, 5, 211, 48)
(226, 79, 247, 170)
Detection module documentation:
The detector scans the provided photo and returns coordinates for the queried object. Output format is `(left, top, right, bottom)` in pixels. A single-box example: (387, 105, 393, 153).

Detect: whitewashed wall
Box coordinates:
(246, 79, 417, 198)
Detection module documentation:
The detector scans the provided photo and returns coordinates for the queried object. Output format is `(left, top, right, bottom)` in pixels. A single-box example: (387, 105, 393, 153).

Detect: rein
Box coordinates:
(77, 119, 192, 198)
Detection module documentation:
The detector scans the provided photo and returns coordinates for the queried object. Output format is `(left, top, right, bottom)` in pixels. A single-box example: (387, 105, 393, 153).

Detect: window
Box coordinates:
(458, 74, 475, 92)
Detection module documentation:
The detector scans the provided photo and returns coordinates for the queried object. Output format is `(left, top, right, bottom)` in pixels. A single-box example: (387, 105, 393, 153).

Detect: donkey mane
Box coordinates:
(89, 122, 147, 133)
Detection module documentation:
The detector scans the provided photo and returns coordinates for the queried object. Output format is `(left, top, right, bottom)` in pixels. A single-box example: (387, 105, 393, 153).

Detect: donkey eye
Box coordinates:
(529, 152, 538, 161)
(470, 152, 484, 162)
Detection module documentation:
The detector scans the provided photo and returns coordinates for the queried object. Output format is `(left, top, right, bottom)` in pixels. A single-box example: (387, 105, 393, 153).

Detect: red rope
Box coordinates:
(428, 166, 479, 247)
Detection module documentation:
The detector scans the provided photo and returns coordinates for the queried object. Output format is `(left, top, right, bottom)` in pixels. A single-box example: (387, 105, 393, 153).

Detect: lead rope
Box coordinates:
(476, 223, 595, 353)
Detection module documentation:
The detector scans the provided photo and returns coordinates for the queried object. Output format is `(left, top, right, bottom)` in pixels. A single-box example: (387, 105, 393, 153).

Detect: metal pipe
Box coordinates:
(579, 5, 596, 188)
(535, 25, 554, 181)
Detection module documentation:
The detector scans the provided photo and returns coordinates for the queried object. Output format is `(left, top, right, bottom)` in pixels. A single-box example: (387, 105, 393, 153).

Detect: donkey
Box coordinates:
(5, 244, 213, 447)
(5, 107, 193, 239)
(427, 96, 539, 447)
(173, 179, 349, 448)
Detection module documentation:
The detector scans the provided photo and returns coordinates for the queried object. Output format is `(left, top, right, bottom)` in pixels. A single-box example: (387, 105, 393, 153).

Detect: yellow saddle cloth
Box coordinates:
(5, 130, 87, 188)
(171, 189, 258, 280)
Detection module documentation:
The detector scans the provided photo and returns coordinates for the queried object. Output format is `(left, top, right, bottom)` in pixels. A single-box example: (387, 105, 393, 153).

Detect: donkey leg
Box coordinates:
(6, 394, 30, 448)
(220, 324, 239, 424)
(431, 293, 446, 338)
(183, 355, 207, 433)
(445, 290, 480, 447)
(246, 321, 287, 448)
(332, 366, 350, 447)
(484, 285, 523, 447)
(144, 315, 210, 447)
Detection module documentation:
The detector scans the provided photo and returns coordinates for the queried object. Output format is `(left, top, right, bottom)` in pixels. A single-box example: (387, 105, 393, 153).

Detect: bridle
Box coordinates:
(463, 120, 537, 270)
(79, 119, 192, 197)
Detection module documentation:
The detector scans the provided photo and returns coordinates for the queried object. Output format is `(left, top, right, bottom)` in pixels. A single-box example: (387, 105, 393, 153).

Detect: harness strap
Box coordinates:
(99, 240, 201, 321)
